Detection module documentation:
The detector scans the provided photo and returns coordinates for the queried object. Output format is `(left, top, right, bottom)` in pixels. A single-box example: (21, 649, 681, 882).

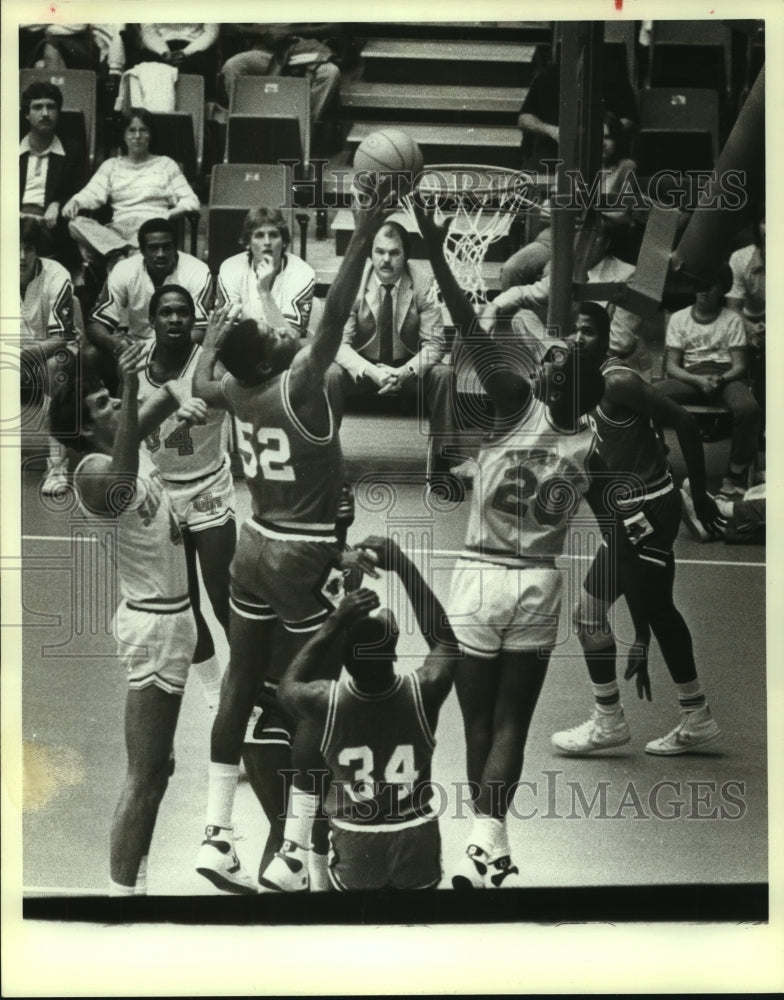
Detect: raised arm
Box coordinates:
(192, 302, 240, 409)
(412, 197, 531, 415)
(278, 589, 382, 721)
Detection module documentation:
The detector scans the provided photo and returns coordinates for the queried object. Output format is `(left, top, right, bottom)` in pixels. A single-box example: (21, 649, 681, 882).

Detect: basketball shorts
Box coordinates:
(328, 817, 442, 891)
(584, 487, 680, 605)
(244, 678, 295, 747)
(448, 557, 563, 656)
(114, 601, 196, 695)
(165, 457, 236, 533)
(230, 519, 342, 633)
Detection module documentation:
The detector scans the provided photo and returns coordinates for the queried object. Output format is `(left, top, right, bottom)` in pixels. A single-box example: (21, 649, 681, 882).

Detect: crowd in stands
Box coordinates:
(19, 21, 765, 524)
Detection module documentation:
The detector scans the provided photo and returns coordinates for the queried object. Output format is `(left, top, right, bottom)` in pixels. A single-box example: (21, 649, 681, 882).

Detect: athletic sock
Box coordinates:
(134, 856, 148, 896)
(191, 655, 224, 713)
(309, 851, 330, 892)
(677, 679, 706, 713)
(205, 762, 240, 831)
(469, 815, 507, 858)
(109, 879, 135, 896)
(592, 679, 621, 714)
(281, 787, 319, 851)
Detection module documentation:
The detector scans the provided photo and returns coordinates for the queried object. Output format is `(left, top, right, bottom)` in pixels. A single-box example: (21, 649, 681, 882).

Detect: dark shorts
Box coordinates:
(244, 678, 296, 747)
(584, 487, 680, 604)
(328, 818, 442, 891)
(229, 519, 342, 633)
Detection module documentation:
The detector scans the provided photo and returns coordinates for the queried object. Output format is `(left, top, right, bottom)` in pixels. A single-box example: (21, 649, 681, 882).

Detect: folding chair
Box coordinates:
(207, 163, 293, 273)
(20, 68, 97, 168)
(227, 75, 310, 166)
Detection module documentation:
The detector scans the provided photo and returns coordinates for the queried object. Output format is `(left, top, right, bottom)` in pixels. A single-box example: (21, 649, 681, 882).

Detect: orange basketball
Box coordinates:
(353, 128, 424, 176)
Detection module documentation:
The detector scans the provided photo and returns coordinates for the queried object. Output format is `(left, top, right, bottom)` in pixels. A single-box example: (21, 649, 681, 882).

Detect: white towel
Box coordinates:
(115, 62, 178, 113)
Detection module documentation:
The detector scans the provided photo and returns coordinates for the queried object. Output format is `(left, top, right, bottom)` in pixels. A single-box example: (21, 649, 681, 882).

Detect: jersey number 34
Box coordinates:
(235, 422, 294, 481)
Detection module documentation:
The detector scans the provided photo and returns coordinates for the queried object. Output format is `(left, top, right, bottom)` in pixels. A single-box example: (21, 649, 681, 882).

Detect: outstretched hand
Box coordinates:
(334, 587, 381, 626)
(410, 186, 451, 248)
(204, 302, 241, 350)
(355, 534, 401, 572)
(116, 341, 149, 386)
(624, 642, 652, 701)
(175, 397, 208, 426)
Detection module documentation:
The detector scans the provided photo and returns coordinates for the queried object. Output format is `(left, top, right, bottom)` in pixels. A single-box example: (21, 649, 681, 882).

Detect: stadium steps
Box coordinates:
(340, 82, 526, 126)
(359, 38, 538, 87)
(346, 121, 522, 170)
(350, 21, 553, 43)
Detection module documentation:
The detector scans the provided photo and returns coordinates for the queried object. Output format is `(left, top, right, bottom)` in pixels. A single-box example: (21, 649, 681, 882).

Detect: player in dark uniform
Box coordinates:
(277, 535, 459, 891)
(551, 302, 726, 756)
(191, 185, 391, 893)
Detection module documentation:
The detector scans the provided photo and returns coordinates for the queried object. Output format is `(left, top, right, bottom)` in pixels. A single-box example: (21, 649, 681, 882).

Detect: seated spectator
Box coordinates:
(219, 23, 340, 123)
(88, 218, 213, 371)
(324, 221, 459, 485)
(216, 206, 315, 337)
(62, 108, 199, 275)
(727, 210, 765, 447)
(517, 47, 636, 175)
(656, 264, 760, 497)
(137, 23, 219, 97)
(20, 81, 87, 275)
(20, 218, 80, 495)
(501, 112, 638, 290)
(22, 22, 125, 77)
(489, 217, 641, 357)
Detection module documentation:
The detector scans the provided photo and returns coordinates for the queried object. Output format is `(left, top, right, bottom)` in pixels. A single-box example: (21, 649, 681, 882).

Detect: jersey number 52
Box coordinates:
(235, 422, 295, 481)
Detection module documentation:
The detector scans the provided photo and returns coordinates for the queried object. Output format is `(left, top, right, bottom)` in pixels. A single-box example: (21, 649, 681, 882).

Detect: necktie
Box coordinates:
(378, 284, 395, 365)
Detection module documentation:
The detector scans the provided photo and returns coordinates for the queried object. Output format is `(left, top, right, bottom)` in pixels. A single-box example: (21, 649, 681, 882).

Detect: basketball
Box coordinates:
(353, 128, 424, 178)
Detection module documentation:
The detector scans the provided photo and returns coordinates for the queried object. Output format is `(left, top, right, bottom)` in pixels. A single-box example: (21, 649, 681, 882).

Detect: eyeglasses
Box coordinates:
(126, 128, 150, 136)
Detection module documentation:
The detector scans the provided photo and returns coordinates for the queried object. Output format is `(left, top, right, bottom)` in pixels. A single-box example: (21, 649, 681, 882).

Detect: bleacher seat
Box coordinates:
(645, 21, 732, 97)
(226, 76, 310, 167)
(207, 163, 294, 272)
(20, 68, 97, 168)
(636, 88, 720, 176)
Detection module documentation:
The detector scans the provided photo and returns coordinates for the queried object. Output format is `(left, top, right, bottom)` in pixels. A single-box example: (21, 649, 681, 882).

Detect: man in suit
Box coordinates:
(19, 81, 87, 274)
(325, 220, 460, 488)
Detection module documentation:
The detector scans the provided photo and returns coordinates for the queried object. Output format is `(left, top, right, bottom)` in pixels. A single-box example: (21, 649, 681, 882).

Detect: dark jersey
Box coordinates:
(321, 673, 437, 830)
(588, 358, 672, 503)
(221, 367, 343, 531)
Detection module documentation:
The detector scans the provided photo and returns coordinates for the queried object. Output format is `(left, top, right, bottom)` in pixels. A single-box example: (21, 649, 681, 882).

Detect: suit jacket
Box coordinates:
(19, 133, 88, 214)
(336, 259, 445, 380)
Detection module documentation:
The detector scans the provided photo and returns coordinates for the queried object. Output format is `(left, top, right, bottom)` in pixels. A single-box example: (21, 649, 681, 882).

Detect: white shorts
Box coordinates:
(165, 457, 235, 533)
(114, 602, 197, 695)
(447, 557, 563, 656)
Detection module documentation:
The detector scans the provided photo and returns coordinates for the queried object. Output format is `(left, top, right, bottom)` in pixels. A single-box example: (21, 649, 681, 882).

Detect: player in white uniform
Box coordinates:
(215, 206, 315, 337)
(49, 341, 208, 894)
(413, 197, 610, 888)
(137, 284, 235, 714)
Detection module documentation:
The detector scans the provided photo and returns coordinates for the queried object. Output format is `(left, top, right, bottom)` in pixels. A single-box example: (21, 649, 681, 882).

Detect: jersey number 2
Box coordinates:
(235, 422, 295, 481)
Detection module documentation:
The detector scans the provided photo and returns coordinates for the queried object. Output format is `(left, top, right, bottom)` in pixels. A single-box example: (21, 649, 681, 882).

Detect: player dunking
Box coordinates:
(277, 535, 459, 891)
(413, 198, 611, 888)
(49, 343, 208, 894)
(191, 182, 392, 893)
(551, 302, 725, 755)
(138, 285, 235, 715)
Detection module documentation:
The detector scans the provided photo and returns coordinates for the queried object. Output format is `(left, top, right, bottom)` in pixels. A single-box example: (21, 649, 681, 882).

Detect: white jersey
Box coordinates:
(74, 450, 189, 612)
(137, 342, 229, 482)
(217, 251, 314, 335)
(463, 397, 597, 565)
(91, 251, 213, 341)
(21, 258, 75, 341)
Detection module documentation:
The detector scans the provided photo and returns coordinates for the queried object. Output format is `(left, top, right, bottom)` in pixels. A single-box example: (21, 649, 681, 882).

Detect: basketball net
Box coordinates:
(400, 181, 535, 306)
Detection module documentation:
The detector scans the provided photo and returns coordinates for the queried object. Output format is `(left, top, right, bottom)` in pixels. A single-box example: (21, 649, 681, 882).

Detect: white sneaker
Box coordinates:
(485, 853, 522, 889)
(451, 844, 489, 889)
(551, 707, 631, 755)
(645, 705, 722, 756)
(41, 465, 69, 496)
(195, 826, 258, 894)
(259, 840, 309, 892)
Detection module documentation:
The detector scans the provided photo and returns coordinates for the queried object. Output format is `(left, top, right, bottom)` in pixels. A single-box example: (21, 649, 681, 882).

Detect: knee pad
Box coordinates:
(573, 594, 613, 652)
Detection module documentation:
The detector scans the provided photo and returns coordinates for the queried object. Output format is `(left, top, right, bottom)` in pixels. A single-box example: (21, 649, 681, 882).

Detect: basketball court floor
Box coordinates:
(14, 408, 767, 911)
